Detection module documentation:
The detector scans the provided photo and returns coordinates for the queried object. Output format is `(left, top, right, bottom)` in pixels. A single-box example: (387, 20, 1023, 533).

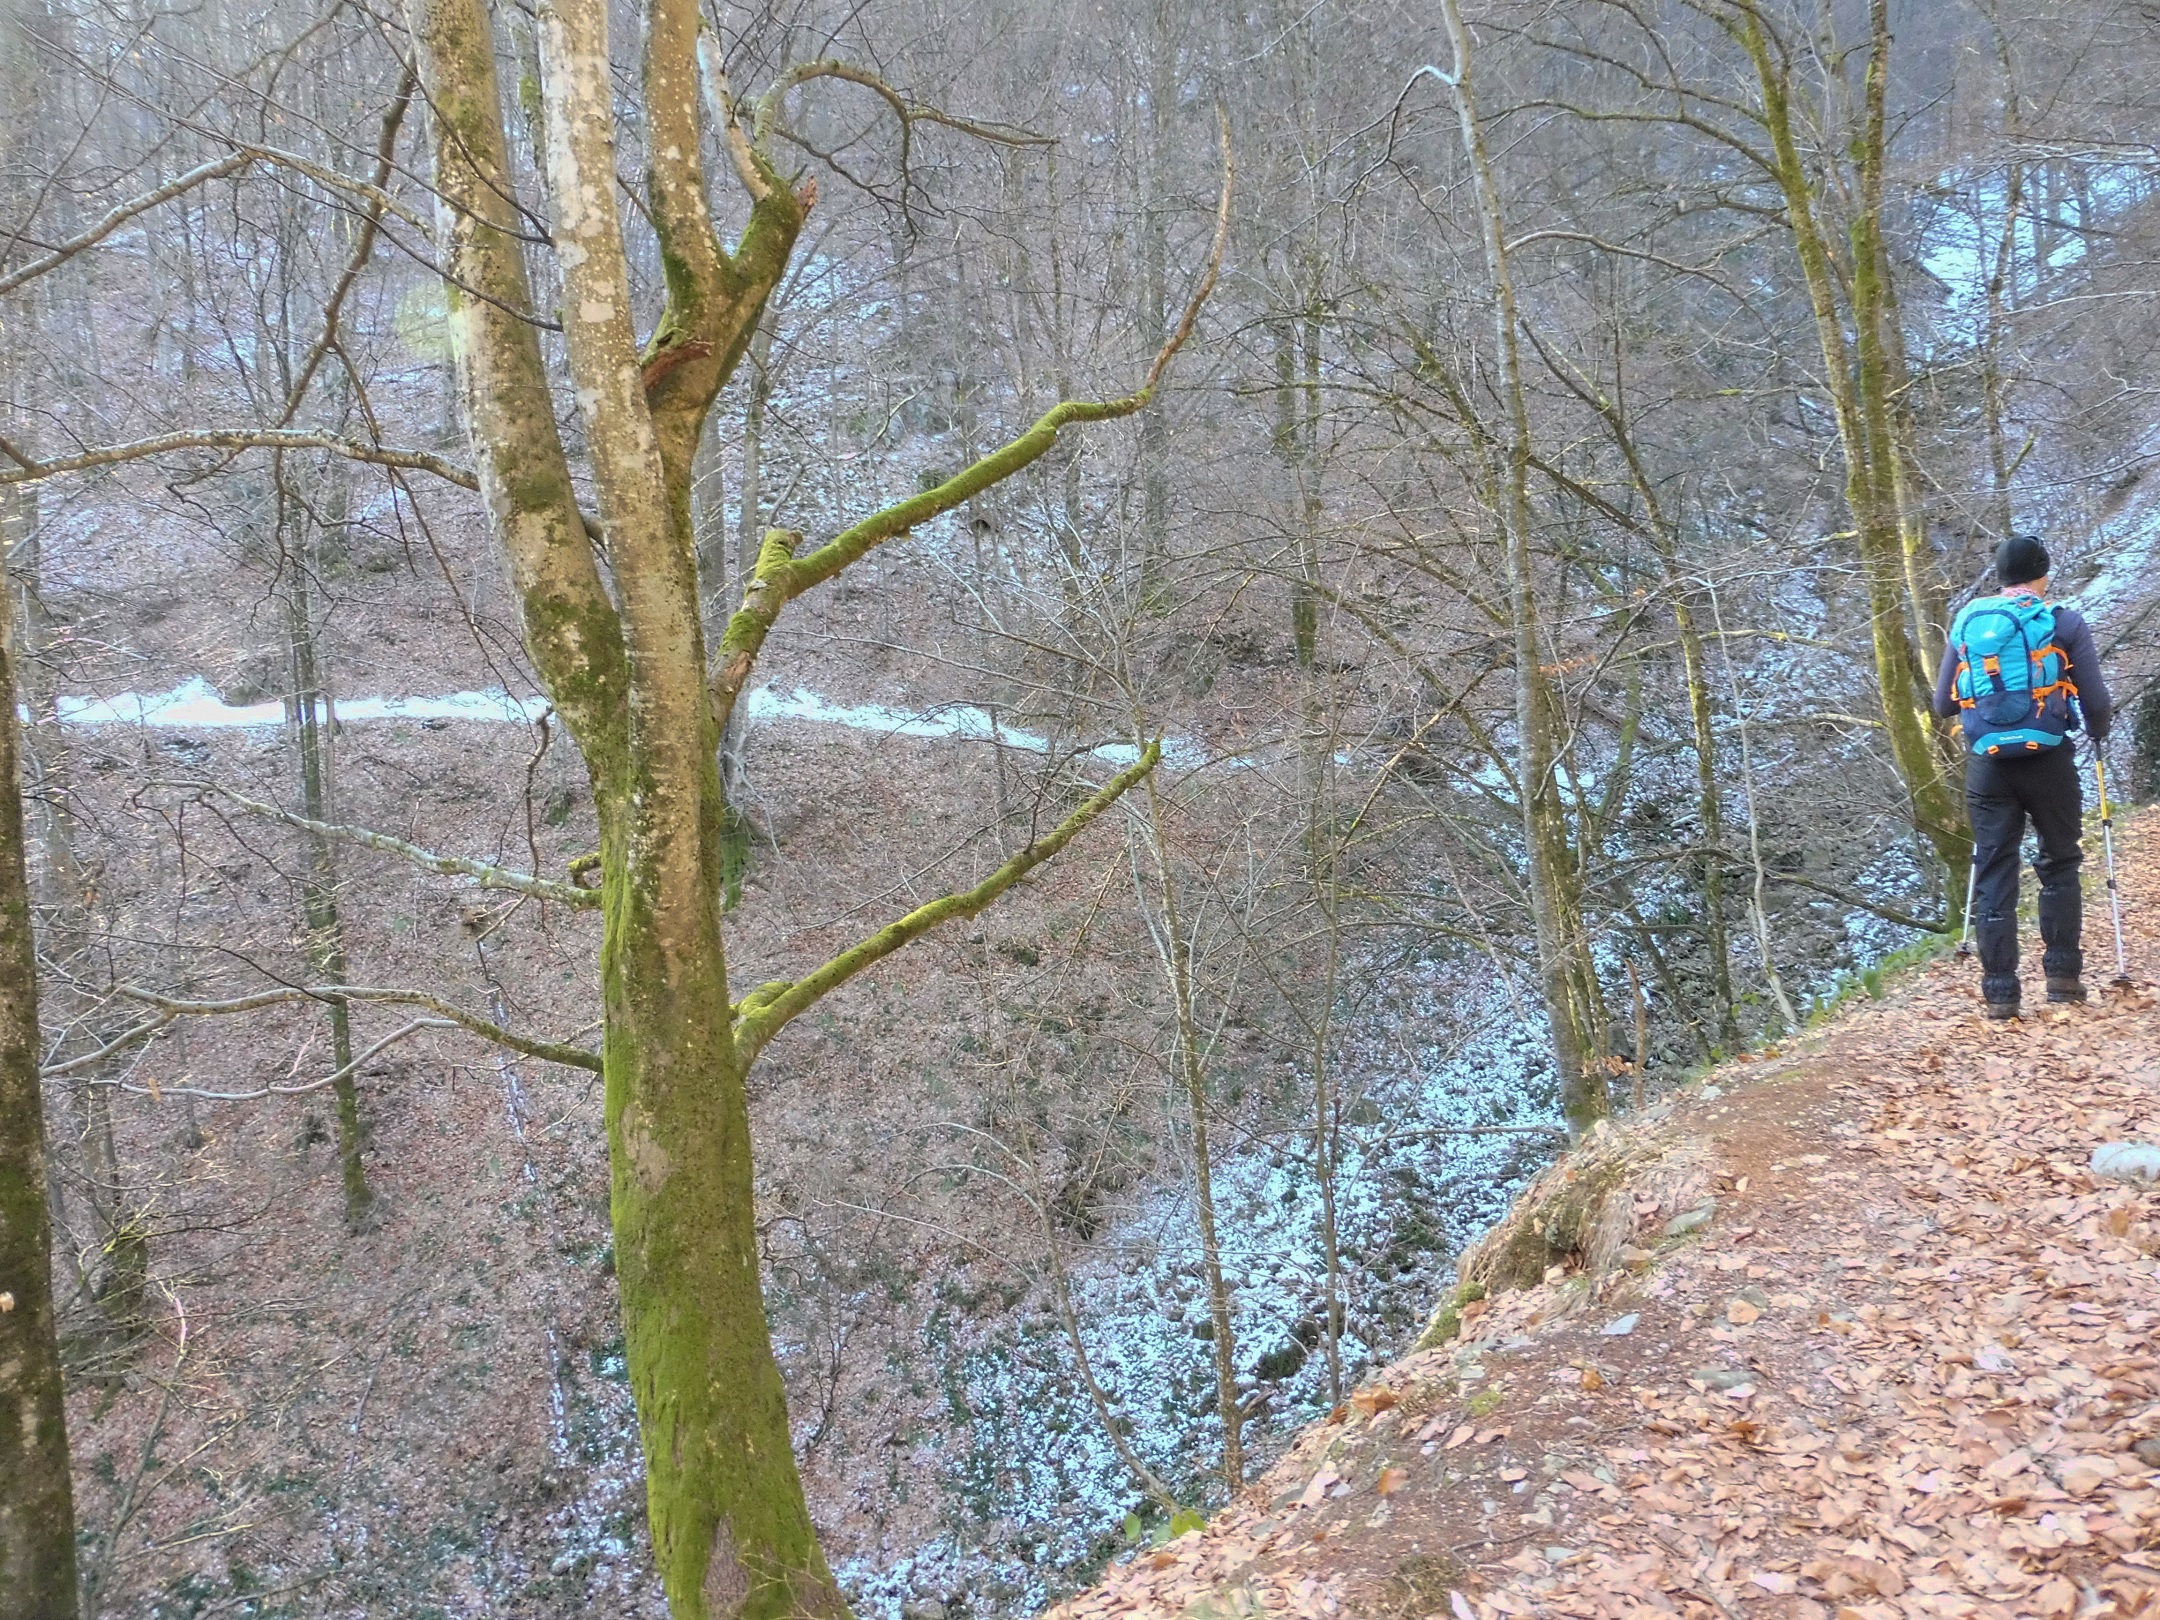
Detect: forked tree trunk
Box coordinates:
(0, 528, 80, 1615)
(406, 0, 1222, 1606)
(1736, 1, 1967, 885)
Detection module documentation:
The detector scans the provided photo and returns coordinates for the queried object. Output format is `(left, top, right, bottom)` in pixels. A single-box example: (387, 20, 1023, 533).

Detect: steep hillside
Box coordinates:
(1050, 811, 2160, 1620)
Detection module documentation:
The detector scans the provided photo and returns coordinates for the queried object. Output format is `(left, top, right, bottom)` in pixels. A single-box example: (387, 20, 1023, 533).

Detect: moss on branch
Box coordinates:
(733, 742, 1162, 1060)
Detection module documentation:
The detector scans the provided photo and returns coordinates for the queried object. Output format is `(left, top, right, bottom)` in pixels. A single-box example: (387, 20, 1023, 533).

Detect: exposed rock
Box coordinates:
(2092, 1141, 2160, 1182)
(1690, 1366, 1756, 1391)
(1456, 1132, 1709, 1293)
(1664, 1202, 1714, 1238)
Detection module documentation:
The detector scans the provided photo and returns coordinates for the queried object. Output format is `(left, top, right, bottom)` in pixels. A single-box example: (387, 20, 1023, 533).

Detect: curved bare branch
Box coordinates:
(115, 983, 603, 1071)
(85, 1018, 455, 1101)
(0, 154, 253, 297)
(198, 784, 600, 908)
(752, 57, 1053, 155)
(0, 429, 477, 489)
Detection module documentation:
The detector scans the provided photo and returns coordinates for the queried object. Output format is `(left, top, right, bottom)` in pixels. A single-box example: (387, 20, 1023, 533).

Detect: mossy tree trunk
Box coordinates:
(1733, 0, 1968, 886)
(0, 529, 80, 1618)
(403, 0, 1222, 1606)
(3, 229, 143, 1335)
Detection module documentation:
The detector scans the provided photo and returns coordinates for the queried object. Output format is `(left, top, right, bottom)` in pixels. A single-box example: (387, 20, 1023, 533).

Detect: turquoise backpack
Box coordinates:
(1948, 592, 2077, 756)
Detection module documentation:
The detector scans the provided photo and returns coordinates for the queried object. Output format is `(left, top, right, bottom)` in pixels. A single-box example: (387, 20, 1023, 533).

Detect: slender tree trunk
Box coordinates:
(1293, 347, 1344, 1403)
(1137, 0, 1171, 605)
(279, 462, 373, 1228)
(1435, 0, 1606, 1133)
(0, 532, 81, 1616)
(1308, 858, 1344, 1407)
(1626, 959, 1647, 1110)
(1274, 319, 1307, 666)
(1137, 776, 1241, 1491)
(1037, 1189, 1177, 1510)
(1980, 155, 2025, 543)
(6, 320, 140, 1328)
(1707, 584, 1799, 1029)
(1281, 308, 1327, 669)
(1980, 18, 2027, 542)
(16, 530, 140, 1324)
(1672, 595, 1738, 1047)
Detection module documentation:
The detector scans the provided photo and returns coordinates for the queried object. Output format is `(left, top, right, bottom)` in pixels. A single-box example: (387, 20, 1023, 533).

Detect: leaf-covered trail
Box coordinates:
(1048, 812, 2160, 1620)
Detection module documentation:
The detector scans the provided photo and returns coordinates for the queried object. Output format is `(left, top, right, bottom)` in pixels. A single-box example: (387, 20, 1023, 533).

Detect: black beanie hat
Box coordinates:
(1996, 534, 2050, 587)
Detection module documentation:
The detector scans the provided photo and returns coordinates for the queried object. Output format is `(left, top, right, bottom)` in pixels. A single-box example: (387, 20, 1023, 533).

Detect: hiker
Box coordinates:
(1933, 535, 2114, 1019)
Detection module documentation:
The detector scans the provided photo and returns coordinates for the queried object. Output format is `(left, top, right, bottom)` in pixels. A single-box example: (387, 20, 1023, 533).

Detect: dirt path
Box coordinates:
(1049, 814, 2160, 1620)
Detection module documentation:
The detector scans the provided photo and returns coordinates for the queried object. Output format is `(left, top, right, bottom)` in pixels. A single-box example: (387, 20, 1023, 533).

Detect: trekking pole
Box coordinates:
(2094, 747, 2131, 987)
(1956, 856, 1977, 959)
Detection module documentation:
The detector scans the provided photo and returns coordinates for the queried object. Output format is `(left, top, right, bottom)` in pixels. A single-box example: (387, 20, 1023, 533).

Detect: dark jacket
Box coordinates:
(1932, 594, 2113, 742)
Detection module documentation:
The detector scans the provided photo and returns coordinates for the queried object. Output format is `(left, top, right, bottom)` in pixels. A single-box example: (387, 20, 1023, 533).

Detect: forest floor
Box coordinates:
(1048, 811, 2160, 1620)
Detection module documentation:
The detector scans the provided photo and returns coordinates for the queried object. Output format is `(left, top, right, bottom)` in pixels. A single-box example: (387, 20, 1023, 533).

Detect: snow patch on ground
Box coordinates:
(832, 974, 1558, 1620)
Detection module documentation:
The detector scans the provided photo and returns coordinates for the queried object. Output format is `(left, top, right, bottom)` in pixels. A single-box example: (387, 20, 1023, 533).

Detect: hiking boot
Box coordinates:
(1985, 998, 2022, 1020)
(2046, 976, 2087, 1004)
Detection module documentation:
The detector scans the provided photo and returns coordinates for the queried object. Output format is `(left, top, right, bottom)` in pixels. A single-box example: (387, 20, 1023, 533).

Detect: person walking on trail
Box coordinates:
(1933, 534, 2114, 1020)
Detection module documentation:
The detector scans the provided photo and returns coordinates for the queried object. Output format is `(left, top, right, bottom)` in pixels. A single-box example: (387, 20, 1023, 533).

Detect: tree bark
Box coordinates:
(0, 525, 80, 1617)
(2, 157, 141, 1338)
(406, 0, 1222, 1598)
(1137, 0, 1172, 605)
(1673, 595, 1738, 1046)
(717, 310, 775, 883)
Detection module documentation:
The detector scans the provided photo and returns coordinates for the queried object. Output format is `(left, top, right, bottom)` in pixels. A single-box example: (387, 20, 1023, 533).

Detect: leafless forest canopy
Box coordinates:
(3, 0, 2160, 1612)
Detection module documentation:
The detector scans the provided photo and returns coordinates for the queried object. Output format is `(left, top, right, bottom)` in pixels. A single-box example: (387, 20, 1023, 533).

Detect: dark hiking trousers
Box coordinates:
(1968, 742, 2084, 1006)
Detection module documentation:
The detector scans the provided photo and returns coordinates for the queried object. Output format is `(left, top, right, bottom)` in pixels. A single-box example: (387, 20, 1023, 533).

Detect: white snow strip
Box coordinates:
(47, 677, 1196, 766)
(54, 678, 552, 729)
